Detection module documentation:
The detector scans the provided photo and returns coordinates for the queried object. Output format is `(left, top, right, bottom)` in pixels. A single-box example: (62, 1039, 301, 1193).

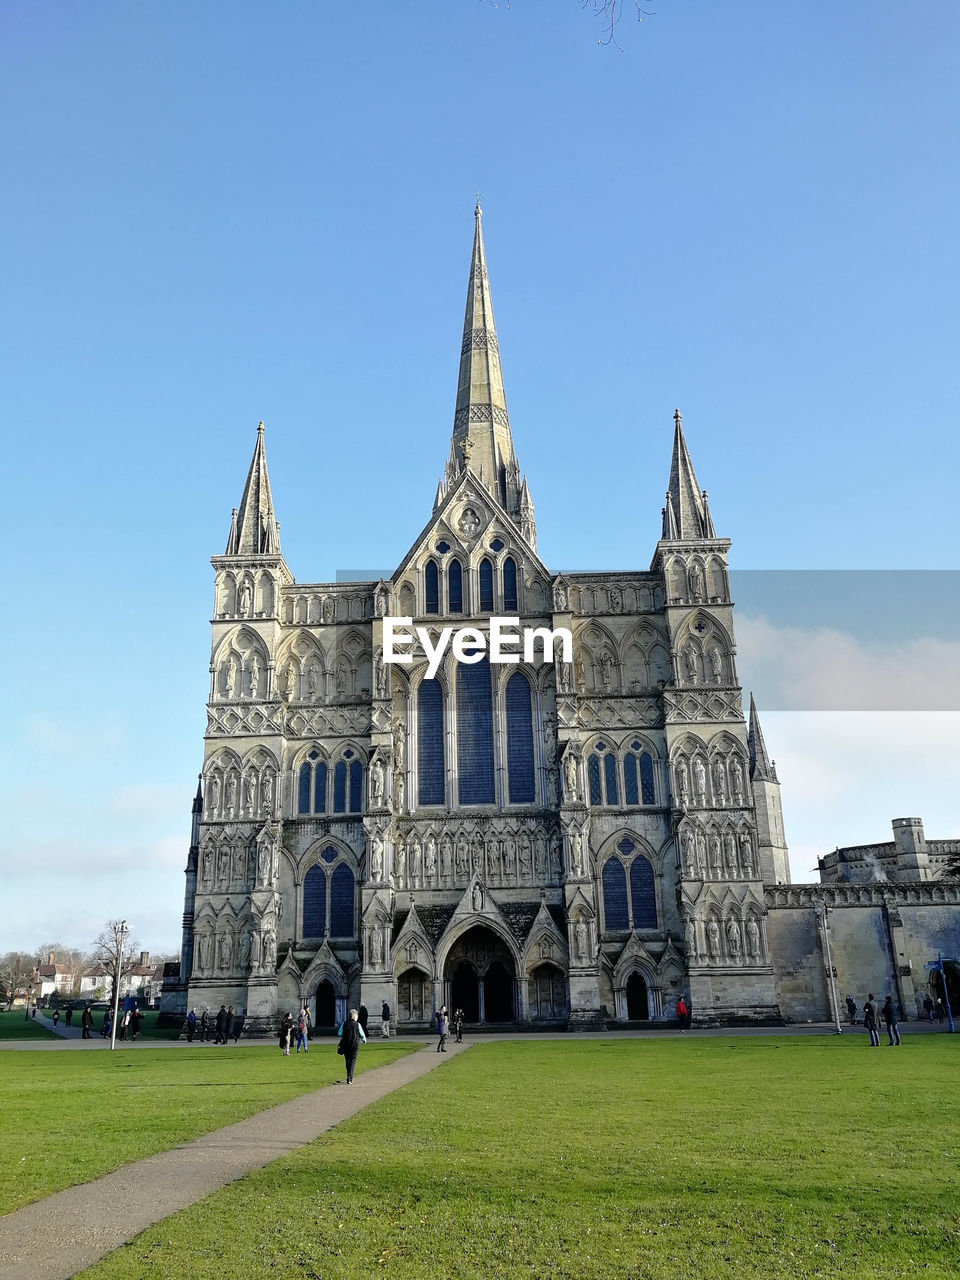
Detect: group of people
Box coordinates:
(921, 994, 948, 1024)
(433, 1006, 464, 1051)
(853, 994, 902, 1046)
(185, 1005, 241, 1044)
(278, 1006, 313, 1055)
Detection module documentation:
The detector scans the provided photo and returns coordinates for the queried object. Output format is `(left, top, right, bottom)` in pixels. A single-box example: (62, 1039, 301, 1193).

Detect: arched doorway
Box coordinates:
(315, 979, 337, 1030)
(444, 926, 516, 1025)
(932, 961, 960, 1017)
(397, 968, 430, 1025)
(451, 962, 480, 1022)
(528, 964, 567, 1020)
(626, 971, 649, 1020)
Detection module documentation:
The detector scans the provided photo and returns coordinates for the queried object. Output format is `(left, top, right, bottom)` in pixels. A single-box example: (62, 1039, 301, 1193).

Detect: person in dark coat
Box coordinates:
(279, 1012, 294, 1056)
(862, 994, 880, 1047)
(454, 1008, 464, 1043)
(130, 1005, 141, 1040)
(358, 1003, 369, 1035)
(845, 995, 858, 1024)
(922, 995, 933, 1023)
(200, 1009, 210, 1041)
(225, 1005, 236, 1043)
(882, 995, 901, 1046)
(337, 1008, 366, 1083)
(936, 997, 946, 1024)
(436, 1008, 449, 1053)
(81, 1005, 93, 1039)
(101, 1009, 112, 1038)
(215, 1005, 227, 1045)
(65, 1005, 73, 1028)
(186, 1009, 196, 1042)
(379, 1002, 391, 1039)
(52, 1008, 60, 1028)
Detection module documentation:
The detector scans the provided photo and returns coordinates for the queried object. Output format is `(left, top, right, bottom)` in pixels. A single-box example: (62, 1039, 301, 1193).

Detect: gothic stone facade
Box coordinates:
(164, 208, 958, 1033)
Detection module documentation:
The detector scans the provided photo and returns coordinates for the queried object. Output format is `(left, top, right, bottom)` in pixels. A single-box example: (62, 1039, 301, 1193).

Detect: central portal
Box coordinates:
(445, 926, 516, 1024)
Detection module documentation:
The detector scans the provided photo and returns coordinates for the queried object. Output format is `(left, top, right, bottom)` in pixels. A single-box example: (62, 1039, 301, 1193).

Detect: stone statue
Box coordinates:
(549, 839, 562, 882)
(225, 772, 238, 815)
(486, 840, 498, 883)
(681, 828, 696, 876)
(441, 837, 453, 881)
(574, 918, 588, 961)
(683, 642, 699, 683)
(471, 838, 483, 874)
(375, 585, 388, 617)
(610, 587, 622, 612)
(201, 847, 213, 885)
(410, 836, 422, 885)
(519, 838, 532, 883)
(693, 758, 707, 806)
(257, 842, 270, 886)
(395, 840, 406, 886)
(730, 756, 745, 805)
(232, 844, 245, 886)
(336, 666, 346, 696)
(599, 651, 614, 690)
(696, 828, 707, 878)
(563, 752, 579, 802)
(243, 772, 256, 813)
(239, 580, 253, 616)
(394, 768, 405, 813)
(707, 918, 721, 961)
(392, 721, 405, 770)
(746, 918, 762, 960)
(197, 932, 210, 971)
(739, 832, 754, 878)
(250, 930, 261, 970)
(553, 580, 568, 610)
(502, 839, 515, 881)
(370, 756, 385, 808)
(375, 657, 387, 698)
(224, 656, 237, 697)
(263, 931, 276, 969)
(723, 830, 738, 876)
(207, 775, 220, 815)
(534, 834, 547, 880)
(455, 839, 468, 881)
(472, 883, 483, 911)
(281, 663, 296, 700)
(238, 931, 251, 971)
(710, 834, 722, 877)
(262, 771, 273, 815)
(307, 663, 320, 698)
(570, 832, 584, 878)
(726, 918, 743, 960)
(249, 655, 261, 699)
(712, 759, 727, 806)
(425, 835, 438, 881)
(684, 914, 697, 960)
(370, 833, 384, 882)
(688, 563, 704, 603)
(217, 846, 229, 885)
(217, 932, 232, 971)
(708, 646, 723, 684)
(675, 762, 689, 807)
(574, 651, 585, 692)
(371, 927, 384, 967)
(556, 651, 571, 693)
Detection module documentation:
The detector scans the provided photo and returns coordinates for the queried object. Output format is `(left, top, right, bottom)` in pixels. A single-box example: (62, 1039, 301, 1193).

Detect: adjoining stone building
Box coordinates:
(162, 207, 959, 1031)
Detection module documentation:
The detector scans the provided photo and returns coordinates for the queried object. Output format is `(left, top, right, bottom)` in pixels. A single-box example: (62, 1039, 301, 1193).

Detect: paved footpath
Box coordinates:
(0, 1041, 469, 1280)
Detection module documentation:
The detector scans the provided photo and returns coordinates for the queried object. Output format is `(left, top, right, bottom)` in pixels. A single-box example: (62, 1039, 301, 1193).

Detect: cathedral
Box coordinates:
(164, 206, 959, 1034)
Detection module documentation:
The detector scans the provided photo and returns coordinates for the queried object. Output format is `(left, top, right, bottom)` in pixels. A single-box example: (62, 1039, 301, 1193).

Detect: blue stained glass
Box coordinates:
(588, 754, 602, 806)
(448, 560, 463, 613)
(506, 672, 535, 803)
(624, 754, 639, 805)
(479, 558, 494, 611)
(314, 761, 327, 813)
(321, 846, 337, 863)
(602, 859, 629, 930)
(630, 857, 657, 928)
(417, 678, 445, 805)
(333, 761, 346, 812)
(503, 557, 518, 611)
(617, 838, 636, 856)
(298, 763, 311, 814)
(490, 538, 504, 552)
(640, 753, 656, 804)
(349, 759, 363, 812)
(436, 540, 450, 553)
(425, 560, 439, 614)
(303, 865, 326, 937)
(457, 656, 495, 804)
(604, 753, 618, 805)
(329, 863, 354, 937)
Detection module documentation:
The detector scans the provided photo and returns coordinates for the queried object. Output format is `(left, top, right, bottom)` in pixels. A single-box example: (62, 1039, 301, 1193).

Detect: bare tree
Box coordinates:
(92, 922, 139, 1007)
(583, 0, 655, 49)
(0, 952, 37, 1010)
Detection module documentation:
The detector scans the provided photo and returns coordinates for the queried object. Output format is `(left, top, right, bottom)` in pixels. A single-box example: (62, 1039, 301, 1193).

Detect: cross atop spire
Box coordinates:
(226, 421, 281, 556)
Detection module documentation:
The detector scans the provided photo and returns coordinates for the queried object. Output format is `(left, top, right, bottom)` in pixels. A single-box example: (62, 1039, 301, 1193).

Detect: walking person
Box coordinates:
(200, 1008, 210, 1042)
(81, 1005, 93, 1039)
(380, 1001, 391, 1038)
(454, 1007, 464, 1044)
(845, 995, 858, 1024)
(882, 995, 901, 1046)
(358, 1003, 369, 1037)
(101, 1009, 112, 1039)
(675, 996, 688, 1032)
(436, 1007, 449, 1052)
(186, 1009, 196, 1042)
(52, 1008, 60, 1028)
(130, 1005, 141, 1041)
(279, 1012, 294, 1056)
(296, 1007, 309, 1054)
(337, 1008, 366, 1083)
(936, 997, 946, 1025)
(214, 1004, 227, 1045)
(922, 994, 934, 1024)
(225, 1005, 237, 1044)
(65, 1005, 73, 1029)
(862, 993, 880, 1047)
(232, 1012, 243, 1044)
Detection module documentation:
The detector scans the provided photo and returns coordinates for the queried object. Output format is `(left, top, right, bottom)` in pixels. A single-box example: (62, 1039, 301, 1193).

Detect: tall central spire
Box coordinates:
(446, 201, 519, 509)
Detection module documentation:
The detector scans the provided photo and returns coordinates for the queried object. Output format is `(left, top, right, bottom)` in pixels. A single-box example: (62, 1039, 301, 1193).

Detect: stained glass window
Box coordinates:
(624, 753, 639, 806)
(588, 754, 602, 806)
(506, 671, 535, 803)
(329, 863, 354, 936)
(630, 857, 657, 928)
(448, 559, 463, 613)
(457, 656, 495, 804)
(503, 556, 518, 611)
(602, 858, 629, 930)
(604, 752, 619, 805)
(425, 560, 439, 614)
(417, 678, 445, 805)
(313, 761, 327, 813)
(303, 864, 326, 937)
(298, 762, 311, 814)
(333, 761, 346, 813)
(349, 759, 363, 812)
(640, 752, 655, 804)
(479, 558, 494, 612)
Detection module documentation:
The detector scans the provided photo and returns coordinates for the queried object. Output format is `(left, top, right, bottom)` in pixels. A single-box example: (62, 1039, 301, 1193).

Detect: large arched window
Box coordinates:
(332, 751, 363, 815)
(505, 671, 535, 803)
(302, 864, 327, 937)
(425, 560, 439, 614)
(602, 858, 629, 930)
(329, 863, 355, 936)
(479, 558, 494, 612)
(448, 560, 463, 614)
(417, 678, 445, 805)
(298, 751, 326, 815)
(624, 742, 656, 806)
(457, 655, 495, 804)
(349, 760, 363, 812)
(333, 761, 347, 812)
(630, 856, 657, 928)
(502, 556, 518, 611)
(588, 741, 618, 806)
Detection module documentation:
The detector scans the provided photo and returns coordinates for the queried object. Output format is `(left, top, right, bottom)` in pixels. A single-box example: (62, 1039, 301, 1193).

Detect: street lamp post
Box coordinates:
(109, 920, 129, 1051)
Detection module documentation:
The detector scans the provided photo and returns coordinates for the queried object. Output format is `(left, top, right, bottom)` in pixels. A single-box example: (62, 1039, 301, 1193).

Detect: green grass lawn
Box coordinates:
(79, 1036, 960, 1280)
(0, 1009, 58, 1040)
(1, 1042, 414, 1214)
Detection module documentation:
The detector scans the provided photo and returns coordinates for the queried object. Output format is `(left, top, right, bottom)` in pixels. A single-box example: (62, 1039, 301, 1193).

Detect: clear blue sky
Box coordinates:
(3, 2, 959, 954)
